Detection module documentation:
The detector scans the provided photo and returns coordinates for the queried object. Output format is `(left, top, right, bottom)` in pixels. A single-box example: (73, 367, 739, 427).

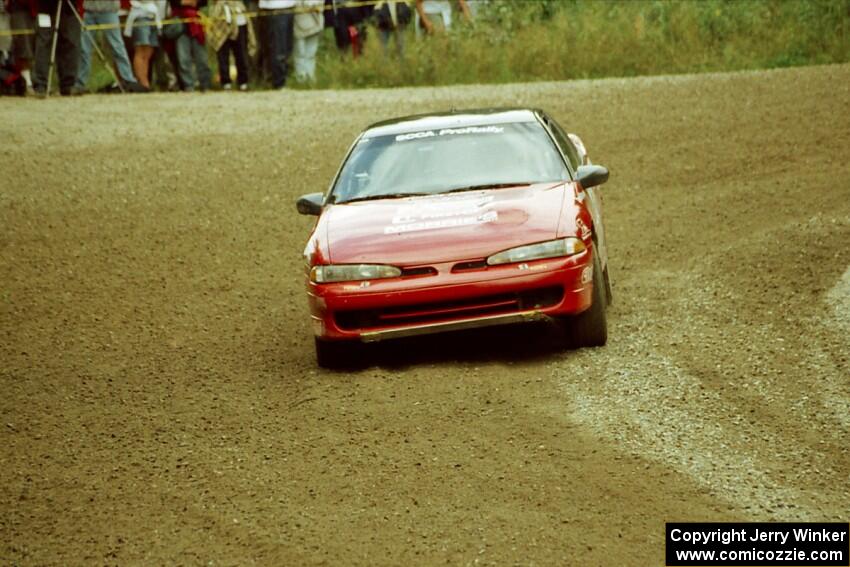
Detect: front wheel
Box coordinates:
(563, 250, 608, 348)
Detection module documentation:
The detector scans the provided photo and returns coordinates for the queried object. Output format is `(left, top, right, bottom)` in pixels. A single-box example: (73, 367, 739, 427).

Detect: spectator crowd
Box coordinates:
(0, 0, 475, 96)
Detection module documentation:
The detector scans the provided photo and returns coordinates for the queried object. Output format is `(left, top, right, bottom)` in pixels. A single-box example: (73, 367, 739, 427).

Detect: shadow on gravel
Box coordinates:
(360, 322, 571, 370)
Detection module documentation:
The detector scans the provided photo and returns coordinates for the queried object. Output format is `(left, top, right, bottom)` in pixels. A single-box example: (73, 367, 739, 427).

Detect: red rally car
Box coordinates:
(296, 108, 612, 368)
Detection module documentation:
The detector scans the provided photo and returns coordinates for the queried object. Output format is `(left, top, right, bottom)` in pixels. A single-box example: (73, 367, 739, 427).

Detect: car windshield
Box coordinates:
(331, 121, 569, 203)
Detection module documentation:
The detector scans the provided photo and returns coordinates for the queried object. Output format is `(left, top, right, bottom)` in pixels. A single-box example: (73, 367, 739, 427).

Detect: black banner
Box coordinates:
(666, 522, 849, 566)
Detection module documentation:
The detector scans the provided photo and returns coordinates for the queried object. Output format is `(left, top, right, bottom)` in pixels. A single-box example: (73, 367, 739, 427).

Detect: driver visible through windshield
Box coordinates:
(331, 121, 569, 204)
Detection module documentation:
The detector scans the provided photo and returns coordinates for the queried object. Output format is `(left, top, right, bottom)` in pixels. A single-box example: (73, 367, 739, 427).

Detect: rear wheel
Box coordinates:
(564, 249, 608, 348)
(315, 337, 361, 369)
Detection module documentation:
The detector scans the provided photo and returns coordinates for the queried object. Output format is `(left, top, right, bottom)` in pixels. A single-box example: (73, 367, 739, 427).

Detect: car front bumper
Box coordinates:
(307, 249, 595, 342)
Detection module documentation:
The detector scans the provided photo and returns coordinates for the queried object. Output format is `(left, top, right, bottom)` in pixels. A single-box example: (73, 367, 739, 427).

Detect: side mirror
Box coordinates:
(576, 165, 609, 189)
(296, 192, 324, 216)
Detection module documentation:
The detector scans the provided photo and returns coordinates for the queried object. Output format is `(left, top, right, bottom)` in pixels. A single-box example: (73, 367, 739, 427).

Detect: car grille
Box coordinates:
(400, 266, 438, 278)
(451, 260, 488, 272)
(335, 286, 563, 331)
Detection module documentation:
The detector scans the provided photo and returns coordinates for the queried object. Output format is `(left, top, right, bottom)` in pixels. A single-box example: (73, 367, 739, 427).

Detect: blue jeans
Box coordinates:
(175, 33, 211, 92)
(131, 16, 159, 48)
(76, 11, 136, 88)
(379, 28, 405, 57)
(263, 11, 293, 88)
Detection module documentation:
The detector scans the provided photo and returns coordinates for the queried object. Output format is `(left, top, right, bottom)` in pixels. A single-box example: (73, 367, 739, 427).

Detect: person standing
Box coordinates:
(258, 0, 294, 89)
(32, 0, 83, 96)
(292, 0, 320, 83)
(374, 0, 411, 57)
(76, 0, 143, 91)
(171, 0, 210, 92)
(328, 0, 371, 57)
(208, 0, 253, 90)
(414, 0, 469, 36)
(6, 0, 36, 93)
(125, 0, 164, 89)
(0, 2, 26, 94)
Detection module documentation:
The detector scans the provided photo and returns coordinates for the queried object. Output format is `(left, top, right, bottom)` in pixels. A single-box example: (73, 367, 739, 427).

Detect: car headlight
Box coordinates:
(486, 237, 586, 266)
(310, 264, 402, 283)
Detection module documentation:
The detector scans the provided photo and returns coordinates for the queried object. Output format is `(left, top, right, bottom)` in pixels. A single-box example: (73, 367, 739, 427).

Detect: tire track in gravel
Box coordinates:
(554, 142, 850, 523)
(557, 258, 849, 521)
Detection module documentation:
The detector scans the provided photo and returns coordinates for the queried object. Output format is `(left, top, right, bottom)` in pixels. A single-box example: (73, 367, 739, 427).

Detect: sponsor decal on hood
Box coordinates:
(322, 183, 571, 264)
(384, 194, 498, 234)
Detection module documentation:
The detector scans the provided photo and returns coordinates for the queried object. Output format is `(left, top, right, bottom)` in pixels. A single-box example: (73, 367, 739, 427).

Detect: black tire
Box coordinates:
(565, 249, 608, 348)
(315, 337, 361, 369)
(603, 265, 613, 306)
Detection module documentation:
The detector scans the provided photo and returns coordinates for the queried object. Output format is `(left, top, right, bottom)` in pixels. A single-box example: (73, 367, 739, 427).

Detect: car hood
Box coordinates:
(323, 183, 569, 264)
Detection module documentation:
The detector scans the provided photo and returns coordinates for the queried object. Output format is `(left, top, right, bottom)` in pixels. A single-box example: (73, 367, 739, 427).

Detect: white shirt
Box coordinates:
(425, 0, 452, 27)
(125, 0, 165, 36)
(259, 0, 297, 8)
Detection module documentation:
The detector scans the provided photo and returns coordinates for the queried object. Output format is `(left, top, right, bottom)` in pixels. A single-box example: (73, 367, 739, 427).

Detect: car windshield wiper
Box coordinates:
(336, 192, 430, 204)
(441, 182, 534, 194)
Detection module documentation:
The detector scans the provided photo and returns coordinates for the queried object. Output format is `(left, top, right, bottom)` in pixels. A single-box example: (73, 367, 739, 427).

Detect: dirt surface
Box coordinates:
(2, 64, 849, 565)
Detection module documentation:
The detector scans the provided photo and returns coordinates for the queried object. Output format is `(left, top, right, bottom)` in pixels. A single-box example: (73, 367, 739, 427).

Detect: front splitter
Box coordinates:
(358, 310, 552, 343)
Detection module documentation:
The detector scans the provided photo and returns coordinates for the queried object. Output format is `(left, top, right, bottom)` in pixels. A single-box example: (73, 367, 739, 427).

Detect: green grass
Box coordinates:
(86, 0, 850, 91)
(312, 0, 850, 89)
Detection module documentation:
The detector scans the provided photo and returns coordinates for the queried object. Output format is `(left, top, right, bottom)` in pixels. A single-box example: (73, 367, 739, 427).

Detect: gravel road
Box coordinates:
(1, 64, 848, 565)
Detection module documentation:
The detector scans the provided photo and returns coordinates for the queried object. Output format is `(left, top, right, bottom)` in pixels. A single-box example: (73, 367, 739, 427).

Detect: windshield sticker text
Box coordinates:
(395, 126, 504, 142)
